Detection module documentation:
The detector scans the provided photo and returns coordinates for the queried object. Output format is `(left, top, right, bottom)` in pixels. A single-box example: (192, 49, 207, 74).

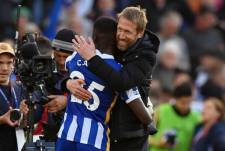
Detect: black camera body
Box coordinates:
(16, 33, 56, 105)
(10, 109, 21, 122)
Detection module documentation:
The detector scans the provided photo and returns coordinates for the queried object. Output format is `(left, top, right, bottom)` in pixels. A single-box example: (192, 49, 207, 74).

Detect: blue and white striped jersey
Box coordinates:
(58, 50, 141, 150)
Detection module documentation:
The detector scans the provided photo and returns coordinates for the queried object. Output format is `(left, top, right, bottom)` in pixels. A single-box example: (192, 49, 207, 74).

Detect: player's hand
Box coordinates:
(0, 108, 19, 127)
(72, 35, 96, 60)
(20, 100, 29, 115)
(44, 95, 67, 113)
(66, 79, 92, 101)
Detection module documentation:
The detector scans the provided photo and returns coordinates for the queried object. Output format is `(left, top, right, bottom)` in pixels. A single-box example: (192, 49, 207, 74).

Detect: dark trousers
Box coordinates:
(110, 135, 148, 151)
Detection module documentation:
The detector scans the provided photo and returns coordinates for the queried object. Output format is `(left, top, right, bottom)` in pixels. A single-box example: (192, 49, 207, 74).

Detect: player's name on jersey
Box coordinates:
(77, 60, 88, 66)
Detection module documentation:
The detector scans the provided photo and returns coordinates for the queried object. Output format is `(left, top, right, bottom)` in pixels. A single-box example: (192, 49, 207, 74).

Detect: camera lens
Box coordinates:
(10, 109, 21, 122)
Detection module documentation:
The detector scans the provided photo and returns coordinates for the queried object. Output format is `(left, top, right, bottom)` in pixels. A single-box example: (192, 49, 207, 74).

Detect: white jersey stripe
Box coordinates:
(66, 115, 78, 141)
(94, 122, 104, 149)
(80, 117, 92, 144)
(58, 113, 67, 138)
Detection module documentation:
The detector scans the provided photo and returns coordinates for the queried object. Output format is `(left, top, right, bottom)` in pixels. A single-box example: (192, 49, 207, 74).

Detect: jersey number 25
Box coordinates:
(70, 71, 105, 111)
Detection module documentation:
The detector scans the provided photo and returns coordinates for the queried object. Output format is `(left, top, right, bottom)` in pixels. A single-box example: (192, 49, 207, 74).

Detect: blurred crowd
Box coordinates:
(0, 0, 224, 102)
(0, 0, 225, 151)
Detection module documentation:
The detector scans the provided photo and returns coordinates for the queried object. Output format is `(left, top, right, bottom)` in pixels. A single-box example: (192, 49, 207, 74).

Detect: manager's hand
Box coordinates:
(66, 79, 92, 101)
(72, 35, 96, 60)
(44, 95, 67, 113)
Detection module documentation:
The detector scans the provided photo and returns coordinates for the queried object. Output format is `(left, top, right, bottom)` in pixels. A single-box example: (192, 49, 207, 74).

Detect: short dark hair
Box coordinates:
(92, 16, 117, 54)
(173, 82, 192, 98)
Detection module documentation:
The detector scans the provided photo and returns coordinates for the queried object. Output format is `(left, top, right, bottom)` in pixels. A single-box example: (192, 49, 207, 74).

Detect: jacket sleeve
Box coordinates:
(87, 51, 156, 92)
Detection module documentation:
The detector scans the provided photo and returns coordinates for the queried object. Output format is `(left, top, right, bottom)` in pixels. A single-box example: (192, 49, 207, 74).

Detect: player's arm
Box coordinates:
(127, 98, 152, 125)
(73, 35, 159, 92)
(122, 88, 152, 125)
(88, 54, 156, 92)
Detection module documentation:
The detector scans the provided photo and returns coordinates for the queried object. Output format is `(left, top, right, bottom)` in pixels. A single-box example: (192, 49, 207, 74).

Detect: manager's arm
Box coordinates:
(87, 51, 156, 92)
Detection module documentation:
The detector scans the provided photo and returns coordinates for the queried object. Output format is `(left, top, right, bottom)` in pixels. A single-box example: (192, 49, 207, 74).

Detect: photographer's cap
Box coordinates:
(52, 28, 77, 54)
(0, 43, 15, 57)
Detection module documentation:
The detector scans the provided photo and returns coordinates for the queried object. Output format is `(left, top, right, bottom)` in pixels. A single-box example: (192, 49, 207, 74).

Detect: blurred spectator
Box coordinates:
(59, 2, 92, 37)
(12, 6, 33, 39)
(186, 0, 202, 14)
(131, 0, 167, 32)
(0, 0, 18, 41)
(191, 97, 225, 151)
(195, 49, 225, 101)
(158, 11, 190, 71)
(131, 0, 195, 32)
(66, 16, 92, 37)
(115, 0, 134, 13)
(183, 8, 225, 78)
(153, 39, 190, 92)
(199, 49, 225, 75)
(150, 78, 174, 106)
(24, 22, 41, 34)
(75, 0, 94, 18)
(88, 0, 116, 21)
(149, 82, 201, 151)
(158, 11, 183, 40)
(172, 70, 192, 88)
(149, 80, 163, 106)
(200, 65, 225, 102)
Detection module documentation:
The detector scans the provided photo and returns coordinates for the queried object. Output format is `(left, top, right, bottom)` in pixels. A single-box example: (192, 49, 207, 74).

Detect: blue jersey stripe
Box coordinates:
(88, 119, 98, 146)
(66, 115, 78, 141)
(75, 115, 83, 142)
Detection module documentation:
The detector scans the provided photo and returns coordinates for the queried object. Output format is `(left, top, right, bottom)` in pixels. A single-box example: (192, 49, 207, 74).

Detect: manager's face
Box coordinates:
(116, 17, 142, 51)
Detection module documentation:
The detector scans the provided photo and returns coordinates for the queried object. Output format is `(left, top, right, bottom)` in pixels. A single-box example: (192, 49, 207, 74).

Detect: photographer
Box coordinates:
(149, 82, 201, 151)
(0, 42, 27, 151)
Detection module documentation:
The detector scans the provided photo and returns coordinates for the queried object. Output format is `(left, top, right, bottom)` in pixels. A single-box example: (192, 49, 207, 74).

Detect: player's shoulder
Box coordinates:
(96, 50, 121, 70)
(96, 49, 114, 60)
(65, 51, 78, 63)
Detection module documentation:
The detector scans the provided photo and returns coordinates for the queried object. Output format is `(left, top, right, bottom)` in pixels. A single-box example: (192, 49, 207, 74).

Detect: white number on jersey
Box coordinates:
(70, 71, 105, 111)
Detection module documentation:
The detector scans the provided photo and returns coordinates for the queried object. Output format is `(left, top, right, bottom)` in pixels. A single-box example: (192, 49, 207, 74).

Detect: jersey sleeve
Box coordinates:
(65, 52, 77, 71)
(120, 87, 141, 104)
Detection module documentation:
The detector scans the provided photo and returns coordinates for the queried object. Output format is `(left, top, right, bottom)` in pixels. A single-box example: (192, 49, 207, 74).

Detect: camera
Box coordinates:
(16, 33, 57, 105)
(10, 109, 22, 122)
(164, 130, 177, 145)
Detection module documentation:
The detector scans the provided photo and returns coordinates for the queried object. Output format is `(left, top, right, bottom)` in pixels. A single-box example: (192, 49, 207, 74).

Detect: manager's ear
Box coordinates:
(137, 31, 144, 38)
